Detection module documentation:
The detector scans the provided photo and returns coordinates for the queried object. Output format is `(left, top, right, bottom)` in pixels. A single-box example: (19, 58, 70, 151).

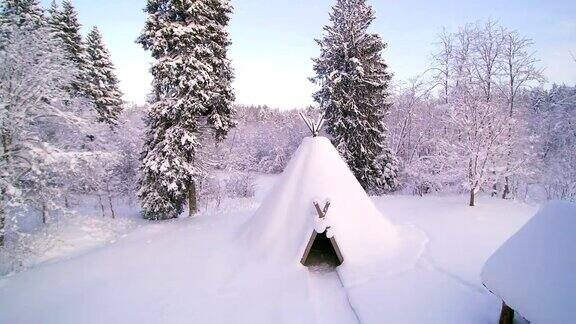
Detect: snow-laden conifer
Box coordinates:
(137, 0, 236, 220)
(0, 0, 44, 28)
(311, 0, 399, 193)
(46, 0, 59, 31)
(85, 27, 123, 125)
(49, 0, 89, 96)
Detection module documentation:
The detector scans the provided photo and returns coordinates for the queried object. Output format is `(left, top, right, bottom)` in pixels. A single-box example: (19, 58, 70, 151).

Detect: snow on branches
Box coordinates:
(137, 0, 236, 219)
(311, 0, 399, 194)
(388, 20, 544, 205)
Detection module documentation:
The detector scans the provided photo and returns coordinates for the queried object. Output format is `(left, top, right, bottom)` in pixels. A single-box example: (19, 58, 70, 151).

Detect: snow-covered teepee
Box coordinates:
(243, 113, 400, 277)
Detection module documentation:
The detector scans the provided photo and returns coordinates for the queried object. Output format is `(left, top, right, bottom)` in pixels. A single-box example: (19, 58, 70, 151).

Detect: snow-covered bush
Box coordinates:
(223, 174, 255, 198)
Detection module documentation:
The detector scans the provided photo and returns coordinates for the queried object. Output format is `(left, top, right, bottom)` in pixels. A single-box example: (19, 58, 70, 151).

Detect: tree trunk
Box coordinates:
(499, 302, 514, 324)
(0, 199, 5, 247)
(98, 194, 106, 217)
(106, 183, 116, 219)
(107, 193, 116, 219)
(1, 128, 11, 163)
(188, 181, 198, 217)
(64, 195, 70, 208)
(502, 176, 510, 200)
(469, 188, 476, 207)
(41, 202, 48, 224)
(1, 125, 9, 247)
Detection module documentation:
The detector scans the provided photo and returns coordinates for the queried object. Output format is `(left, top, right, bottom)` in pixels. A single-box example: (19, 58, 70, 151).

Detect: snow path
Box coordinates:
(307, 268, 360, 324)
(342, 194, 537, 324)
(398, 220, 488, 296)
(418, 254, 488, 296)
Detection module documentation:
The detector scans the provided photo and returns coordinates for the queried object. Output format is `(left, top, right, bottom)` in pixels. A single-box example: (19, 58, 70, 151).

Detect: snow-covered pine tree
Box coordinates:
(49, 0, 89, 95)
(137, 0, 236, 220)
(204, 0, 236, 141)
(0, 0, 44, 28)
(47, 0, 59, 31)
(311, 0, 399, 194)
(85, 26, 123, 125)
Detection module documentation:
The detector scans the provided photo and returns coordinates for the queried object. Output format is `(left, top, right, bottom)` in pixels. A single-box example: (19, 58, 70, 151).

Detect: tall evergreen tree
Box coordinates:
(137, 0, 235, 220)
(85, 26, 123, 125)
(204, 0, 236, 141)
(311, 0, 399, 194)
(0, 0, 44, 27)
(50, 0, 89, 95)
(47, 0, 59, 30)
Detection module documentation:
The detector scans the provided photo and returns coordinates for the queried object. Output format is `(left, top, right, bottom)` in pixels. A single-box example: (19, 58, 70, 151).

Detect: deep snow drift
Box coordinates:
(481, 200, 576, 323)
(242, 136, 422, 285)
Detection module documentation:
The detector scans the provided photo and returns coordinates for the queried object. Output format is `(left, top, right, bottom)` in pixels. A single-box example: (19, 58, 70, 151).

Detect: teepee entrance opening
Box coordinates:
(301, 230, 343, 267)
(300, 201, 344, 267)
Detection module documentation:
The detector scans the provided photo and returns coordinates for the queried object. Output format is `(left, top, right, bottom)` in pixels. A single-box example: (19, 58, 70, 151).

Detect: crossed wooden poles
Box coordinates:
(299, 112, 325, 137)
(314, 201, 330, 220)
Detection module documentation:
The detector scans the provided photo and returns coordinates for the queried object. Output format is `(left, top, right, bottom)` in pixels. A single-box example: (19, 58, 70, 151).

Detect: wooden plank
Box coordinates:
(329, 236, 344, 265)
(300, 231, 318, 265)
(499, 301, 514, 324)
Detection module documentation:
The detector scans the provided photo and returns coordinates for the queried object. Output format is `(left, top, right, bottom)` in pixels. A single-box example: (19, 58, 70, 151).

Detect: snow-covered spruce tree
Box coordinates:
(49, 0, 89, 96)
(85, 27, 123, 125)
(0, 0, 44, 28)
(46, 0, 59, 38)
(137, 0, 235, 220)
(311, 0, 399, 194)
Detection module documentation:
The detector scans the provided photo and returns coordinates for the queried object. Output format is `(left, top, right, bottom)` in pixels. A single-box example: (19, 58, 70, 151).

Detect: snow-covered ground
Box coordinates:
(0, 197, 141, 275)
(0, 181, 539, 324)
(354, 195, 536, 323)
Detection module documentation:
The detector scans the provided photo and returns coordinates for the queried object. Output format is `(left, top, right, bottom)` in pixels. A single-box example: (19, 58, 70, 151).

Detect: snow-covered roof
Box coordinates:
(481, 201, 576, 323)
(242, 136, 400, 280)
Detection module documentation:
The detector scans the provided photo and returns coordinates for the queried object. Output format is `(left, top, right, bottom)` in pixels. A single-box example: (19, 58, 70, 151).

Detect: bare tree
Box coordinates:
(432, 21, 510, 206)
(498, 31, 543, 199)
(432, 29, 455, 104)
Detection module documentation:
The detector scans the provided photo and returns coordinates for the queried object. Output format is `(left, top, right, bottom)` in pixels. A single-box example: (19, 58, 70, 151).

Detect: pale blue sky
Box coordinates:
(42, 0, 576, 109)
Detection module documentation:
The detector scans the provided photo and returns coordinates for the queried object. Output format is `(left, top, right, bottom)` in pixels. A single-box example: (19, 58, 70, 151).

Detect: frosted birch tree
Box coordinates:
(432, 22, 509, 206)
(0, 10, 100, 246)
(498, 31, 543, 198)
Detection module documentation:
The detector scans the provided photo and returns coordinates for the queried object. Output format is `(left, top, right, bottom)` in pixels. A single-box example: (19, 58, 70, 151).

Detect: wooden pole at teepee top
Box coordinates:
(299, 112, 325, 137)
(313, 201, 330, 219)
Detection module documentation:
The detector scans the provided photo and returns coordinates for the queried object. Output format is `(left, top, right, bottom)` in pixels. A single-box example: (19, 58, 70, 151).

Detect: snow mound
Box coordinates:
(481, 200, 576, 323)
(242, 136, 402, 281)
